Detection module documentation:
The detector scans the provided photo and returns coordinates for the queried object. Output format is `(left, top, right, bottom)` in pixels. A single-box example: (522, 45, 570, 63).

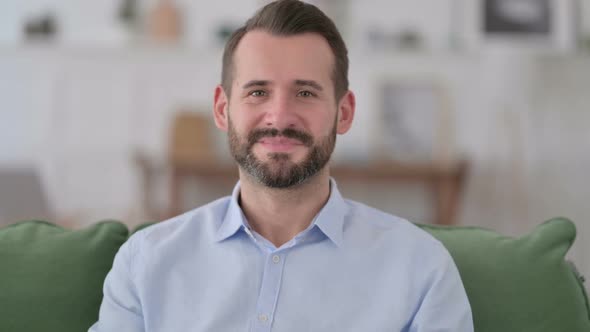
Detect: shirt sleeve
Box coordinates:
(407, 249, 474, 332)
(88, 235, 145, 332)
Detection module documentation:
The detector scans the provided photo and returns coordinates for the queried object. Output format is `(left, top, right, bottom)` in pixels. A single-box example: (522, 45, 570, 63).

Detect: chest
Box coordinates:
(137, 245, 419, 332)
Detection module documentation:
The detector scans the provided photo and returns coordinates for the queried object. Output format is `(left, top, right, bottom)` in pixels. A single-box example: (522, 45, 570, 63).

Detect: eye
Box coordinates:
(297, 90, 315, 97)
(249, 90, 267, 97)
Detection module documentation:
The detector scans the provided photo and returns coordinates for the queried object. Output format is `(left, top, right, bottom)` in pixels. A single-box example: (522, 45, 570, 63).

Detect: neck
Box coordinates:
(238, 168, 331, 248)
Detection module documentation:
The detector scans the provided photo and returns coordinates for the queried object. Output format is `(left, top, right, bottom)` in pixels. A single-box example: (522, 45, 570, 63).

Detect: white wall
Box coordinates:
(0, 1, 589, 275)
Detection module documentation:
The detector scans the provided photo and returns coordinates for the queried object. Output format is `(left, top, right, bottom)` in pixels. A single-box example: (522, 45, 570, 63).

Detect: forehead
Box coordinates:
(232, 30, 334, 89)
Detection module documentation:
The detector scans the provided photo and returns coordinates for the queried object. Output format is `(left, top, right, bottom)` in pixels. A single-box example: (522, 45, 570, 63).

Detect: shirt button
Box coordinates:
(258, 314, 268, 322)
(272, 255, 280, 263)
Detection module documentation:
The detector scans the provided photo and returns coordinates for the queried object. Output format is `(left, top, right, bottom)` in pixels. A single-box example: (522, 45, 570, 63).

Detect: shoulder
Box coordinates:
(344, 199, 449, 260)
(128, 196, 231, 251)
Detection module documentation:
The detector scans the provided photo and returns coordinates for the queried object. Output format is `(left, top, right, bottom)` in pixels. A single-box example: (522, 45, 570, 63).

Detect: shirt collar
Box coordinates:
(214, 178, 348, 247)
(214, 183, 247, 242)
(312, 178, 347, 247)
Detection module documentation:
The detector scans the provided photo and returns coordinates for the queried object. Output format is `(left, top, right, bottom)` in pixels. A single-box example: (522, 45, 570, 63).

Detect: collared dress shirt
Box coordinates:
(89, 179, 473, 332)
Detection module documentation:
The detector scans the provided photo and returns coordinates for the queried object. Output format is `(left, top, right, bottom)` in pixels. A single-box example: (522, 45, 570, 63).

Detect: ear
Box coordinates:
(336, 90, 355, 134)
(213, 85, 229, 131)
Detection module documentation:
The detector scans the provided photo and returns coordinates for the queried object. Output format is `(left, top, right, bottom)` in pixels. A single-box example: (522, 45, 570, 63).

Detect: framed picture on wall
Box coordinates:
(475, 0, 578, 51)
(376, 79, 454, 165)
(484, 0, 552, 36)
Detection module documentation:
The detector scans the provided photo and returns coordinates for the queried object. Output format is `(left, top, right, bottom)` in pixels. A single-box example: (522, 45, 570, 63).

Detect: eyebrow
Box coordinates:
(242, 80, 270, 90)
(294, 80, 323, 91)
(241, 79, 324, 91)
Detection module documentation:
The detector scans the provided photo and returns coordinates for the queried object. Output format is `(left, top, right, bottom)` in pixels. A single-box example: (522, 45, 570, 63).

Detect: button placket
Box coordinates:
(251, 251, 287, 332)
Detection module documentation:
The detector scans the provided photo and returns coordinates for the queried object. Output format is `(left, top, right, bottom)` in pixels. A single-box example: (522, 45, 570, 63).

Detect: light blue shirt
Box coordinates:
(90, 180, 473, 331)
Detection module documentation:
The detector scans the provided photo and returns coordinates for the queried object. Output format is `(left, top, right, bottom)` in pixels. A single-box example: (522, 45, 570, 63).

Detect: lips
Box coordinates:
(248, 128, 313, 147)
(259, 137, 303, 145)
(258, 136, 304, 152)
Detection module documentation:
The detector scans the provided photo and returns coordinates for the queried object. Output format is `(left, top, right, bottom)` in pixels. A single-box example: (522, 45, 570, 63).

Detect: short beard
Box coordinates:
(228, 116, 336, 189)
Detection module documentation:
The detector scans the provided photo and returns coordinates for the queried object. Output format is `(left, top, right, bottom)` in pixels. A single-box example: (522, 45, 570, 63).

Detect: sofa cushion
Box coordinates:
(419, 217, 590, 332)
(0, 220, 128, 332)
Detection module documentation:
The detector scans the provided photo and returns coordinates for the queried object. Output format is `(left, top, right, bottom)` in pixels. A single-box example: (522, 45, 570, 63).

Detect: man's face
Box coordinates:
(220, 30, 342, 188)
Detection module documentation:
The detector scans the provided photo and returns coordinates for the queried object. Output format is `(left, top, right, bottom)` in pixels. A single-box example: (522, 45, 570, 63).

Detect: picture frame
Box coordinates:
(375, 79, 454, 165)
(484, 0, 552, 36)
(469, 0, 578, 52)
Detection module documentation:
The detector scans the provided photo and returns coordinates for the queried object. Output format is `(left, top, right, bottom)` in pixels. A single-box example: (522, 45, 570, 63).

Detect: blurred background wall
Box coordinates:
(0, 0, 589, 274)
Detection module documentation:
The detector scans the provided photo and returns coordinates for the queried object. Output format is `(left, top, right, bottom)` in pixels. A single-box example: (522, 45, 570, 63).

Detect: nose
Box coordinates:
(263, 93, 297, 129)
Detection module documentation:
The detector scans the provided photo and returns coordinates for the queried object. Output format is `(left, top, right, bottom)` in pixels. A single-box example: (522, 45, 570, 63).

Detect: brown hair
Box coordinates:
(221, 0, 349, 100)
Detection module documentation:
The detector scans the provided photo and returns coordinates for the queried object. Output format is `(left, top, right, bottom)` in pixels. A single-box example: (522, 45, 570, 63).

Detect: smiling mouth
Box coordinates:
(259, 136, 303, 145)
(257, 136, 304, 152)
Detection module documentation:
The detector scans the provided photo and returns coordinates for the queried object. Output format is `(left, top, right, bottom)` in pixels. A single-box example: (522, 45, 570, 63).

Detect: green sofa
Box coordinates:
(0, 218, 588, 331)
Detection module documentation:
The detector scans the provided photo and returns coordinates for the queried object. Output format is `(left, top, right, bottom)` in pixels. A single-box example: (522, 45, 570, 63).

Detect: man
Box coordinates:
(90, 1, 473, 331)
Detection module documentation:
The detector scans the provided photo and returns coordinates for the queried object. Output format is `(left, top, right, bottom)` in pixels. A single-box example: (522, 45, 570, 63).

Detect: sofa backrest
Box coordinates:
(0, 218, 588, 331)
(0, 220, 128, 332)
(418, 217, 590, 332)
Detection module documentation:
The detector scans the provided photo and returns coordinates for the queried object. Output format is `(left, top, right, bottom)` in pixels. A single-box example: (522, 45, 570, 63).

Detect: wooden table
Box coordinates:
(151, 159, 469, 225)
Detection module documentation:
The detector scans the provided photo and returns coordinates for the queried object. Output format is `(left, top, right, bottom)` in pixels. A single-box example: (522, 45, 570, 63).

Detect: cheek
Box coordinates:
(307, 110, 337, 136)
(231, 105, 264, 128)
(228, 110, 253, 133)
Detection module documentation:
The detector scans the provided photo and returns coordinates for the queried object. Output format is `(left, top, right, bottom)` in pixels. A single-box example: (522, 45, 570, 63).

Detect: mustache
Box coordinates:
(247, 128, 313, 147)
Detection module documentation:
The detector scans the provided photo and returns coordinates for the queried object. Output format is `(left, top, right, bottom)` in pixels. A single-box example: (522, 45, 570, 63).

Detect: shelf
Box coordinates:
(136, 154, 469, 226)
